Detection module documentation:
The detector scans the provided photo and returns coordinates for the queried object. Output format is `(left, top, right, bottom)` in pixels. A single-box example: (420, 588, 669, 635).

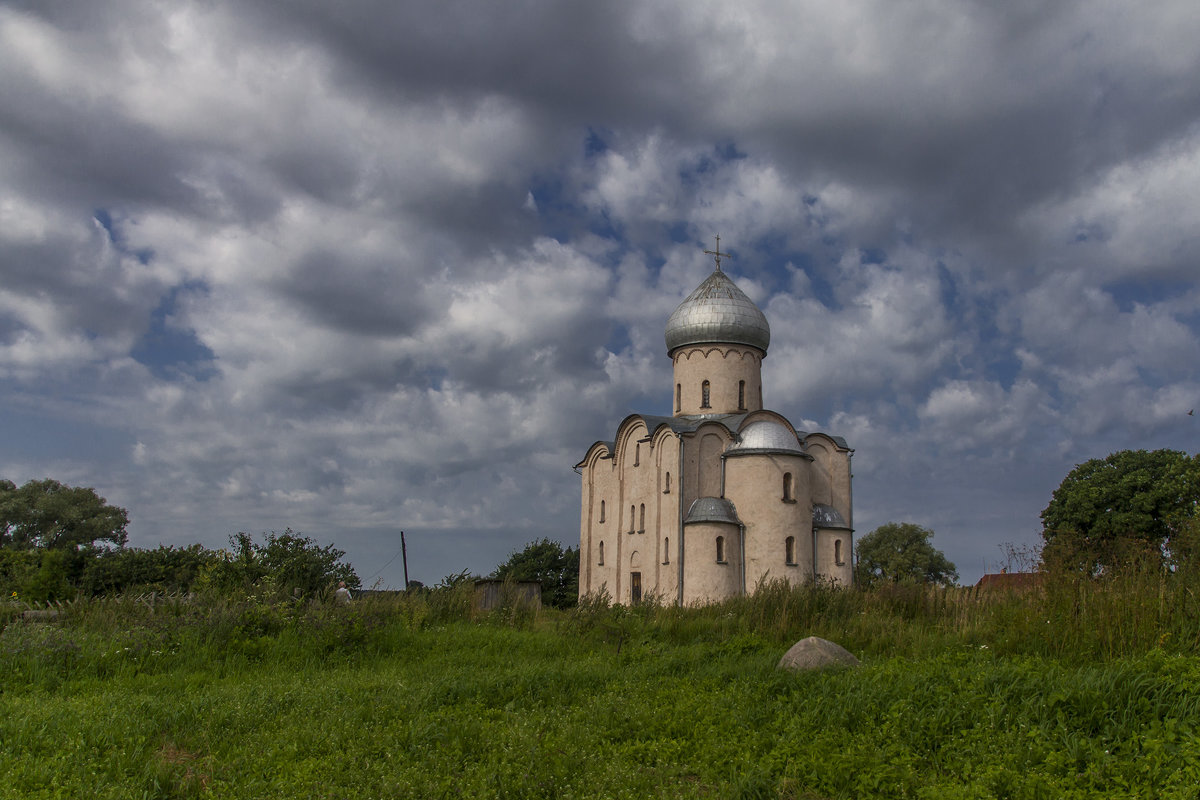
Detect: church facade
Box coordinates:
(577, 249, 854, 605)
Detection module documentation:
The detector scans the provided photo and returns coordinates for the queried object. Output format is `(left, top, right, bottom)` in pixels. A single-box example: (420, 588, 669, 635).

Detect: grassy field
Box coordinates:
(3, 575, 1200, 799)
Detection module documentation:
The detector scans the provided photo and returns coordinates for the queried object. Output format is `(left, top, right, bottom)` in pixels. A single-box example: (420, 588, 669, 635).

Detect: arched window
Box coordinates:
(783, 473, 794, 502)
(598, 541, 605, 565)
(599, 500, 605, 522)
(716, 535, 725, 563)
(675, 383, 682, 413)
(835, 539, 844, 566)
(738, 380, 746, 410)
(638, 503, 645, 533)
(701, 380, 711, 408)
(785, 536, 796, 565)
(663, 472, 671, 494)
(663, 537, 670, 564)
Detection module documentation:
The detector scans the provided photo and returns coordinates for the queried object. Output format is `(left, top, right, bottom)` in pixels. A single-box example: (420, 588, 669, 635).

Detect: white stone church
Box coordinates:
(577, 245, 854, 605)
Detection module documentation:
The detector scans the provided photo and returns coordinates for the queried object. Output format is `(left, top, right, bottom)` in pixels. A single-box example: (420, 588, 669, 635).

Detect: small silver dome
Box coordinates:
(812, 503, 849, 529)
(684, 497, 741, 525)
(665, 269, 770, 354)
(727, 420, 804, 454)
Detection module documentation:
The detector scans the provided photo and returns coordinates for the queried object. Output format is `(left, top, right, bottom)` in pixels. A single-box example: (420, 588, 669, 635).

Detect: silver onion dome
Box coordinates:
(665, 269, 771, 354)
(727, 420, 804, 455)
(684, 497, 742, 525)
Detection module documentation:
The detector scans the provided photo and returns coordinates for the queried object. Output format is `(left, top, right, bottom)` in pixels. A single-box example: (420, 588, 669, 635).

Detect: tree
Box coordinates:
(492, 538, 580, 608)
(1041, 449, 1200, 571)
(204, 529, 360, 598)
(854, 522, 958, 587)
(80, 544, 217, 596)
(0, 479, 129, 551)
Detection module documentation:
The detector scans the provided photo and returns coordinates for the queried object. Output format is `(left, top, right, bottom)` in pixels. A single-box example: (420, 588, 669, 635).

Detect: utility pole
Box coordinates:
(401, 531, 409, 590)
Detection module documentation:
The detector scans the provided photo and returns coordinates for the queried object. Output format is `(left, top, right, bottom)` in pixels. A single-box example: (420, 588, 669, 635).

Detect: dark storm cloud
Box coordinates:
(236, 0, 1200, 256)
(244, 1, 697, 124)
(281, 249, 433, 337)
(0, 83, 207, 215)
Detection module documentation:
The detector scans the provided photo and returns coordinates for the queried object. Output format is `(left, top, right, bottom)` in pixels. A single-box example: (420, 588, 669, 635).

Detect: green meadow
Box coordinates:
(4, 573, 1200, 799)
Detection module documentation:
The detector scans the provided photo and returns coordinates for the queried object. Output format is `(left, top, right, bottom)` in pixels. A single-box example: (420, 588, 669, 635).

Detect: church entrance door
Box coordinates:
(630, 572, 642, 604)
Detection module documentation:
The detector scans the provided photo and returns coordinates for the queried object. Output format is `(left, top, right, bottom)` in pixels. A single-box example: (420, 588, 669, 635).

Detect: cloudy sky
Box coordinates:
(2, 0, 1198, 587)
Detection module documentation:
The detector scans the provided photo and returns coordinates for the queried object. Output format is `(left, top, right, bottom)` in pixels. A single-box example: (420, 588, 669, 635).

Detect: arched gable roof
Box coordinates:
(612, 416, 650, 467)
(608, 412, 751, 449)
(801, 431, 853, 452)
(575, 440, 614, 470)
(581, 411, 832, 470)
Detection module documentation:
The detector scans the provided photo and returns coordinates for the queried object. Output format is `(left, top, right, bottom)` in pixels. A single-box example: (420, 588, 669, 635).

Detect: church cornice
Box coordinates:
(672, 345, 763, 363)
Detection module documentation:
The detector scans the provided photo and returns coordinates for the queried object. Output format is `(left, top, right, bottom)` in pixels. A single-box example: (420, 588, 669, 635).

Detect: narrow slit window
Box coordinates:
(663, 537, 670, 564)
(598, 541, 605, 565)
(663, 472, 671, 494)
(835, 539, 844, 566)
(599, 500, 605, 522)
(675, 383, 682, 413)
(738, 380, 746, 410)
(783, 473, 794, 502)
(630, 505, 635, 533)
(701, 380, 711, 408)
(634, 442, 640, 467)
(638, 503, 645, 533)
(716, 535, 725, 563)
(785, 536, 796, 565)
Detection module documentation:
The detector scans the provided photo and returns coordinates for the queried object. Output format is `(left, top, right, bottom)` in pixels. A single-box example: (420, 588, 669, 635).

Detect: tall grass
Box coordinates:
(5, 571, 1200, 798)
(628, 567, 1200, 662)
(6, 564, 1200, 691)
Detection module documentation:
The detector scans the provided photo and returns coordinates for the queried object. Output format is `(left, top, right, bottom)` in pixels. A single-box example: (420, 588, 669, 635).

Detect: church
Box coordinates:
(576, 243, 855, 605)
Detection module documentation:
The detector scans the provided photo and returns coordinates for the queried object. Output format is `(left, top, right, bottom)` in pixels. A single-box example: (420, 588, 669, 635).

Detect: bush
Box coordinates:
(79, 545, 217, 596)
(199, 530, 359, 600)
(491, 538, 579, 608)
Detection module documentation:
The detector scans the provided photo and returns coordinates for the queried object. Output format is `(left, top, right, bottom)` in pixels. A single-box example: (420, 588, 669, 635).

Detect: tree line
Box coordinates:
(856, 448, 1200, 585)
(2, 479, 358, 603)
(6, 447, 1196, 604)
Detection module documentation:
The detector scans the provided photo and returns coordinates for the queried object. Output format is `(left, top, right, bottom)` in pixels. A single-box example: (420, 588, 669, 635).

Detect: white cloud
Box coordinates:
(765, 251, 958, 411)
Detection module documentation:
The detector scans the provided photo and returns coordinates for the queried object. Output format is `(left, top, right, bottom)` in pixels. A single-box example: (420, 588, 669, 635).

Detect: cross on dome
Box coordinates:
(703, 235, 732, 272)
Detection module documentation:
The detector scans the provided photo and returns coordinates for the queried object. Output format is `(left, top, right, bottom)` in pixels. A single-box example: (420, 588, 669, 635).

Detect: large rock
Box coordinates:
(777, 636, 860, 671)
